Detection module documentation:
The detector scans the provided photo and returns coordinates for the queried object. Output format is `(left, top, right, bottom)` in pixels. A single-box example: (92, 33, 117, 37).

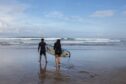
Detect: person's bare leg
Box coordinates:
(55, 55, 58, 65)
(56, 63, 60, 72)
(57, 56, 60, 64)
(44, 55, 47, 63)
(55, 56, 56, 65)
(39, 55, 42, 62)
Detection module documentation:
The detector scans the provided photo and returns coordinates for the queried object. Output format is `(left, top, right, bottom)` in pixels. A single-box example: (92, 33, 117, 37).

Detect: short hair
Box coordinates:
(41, 38, 44, 41)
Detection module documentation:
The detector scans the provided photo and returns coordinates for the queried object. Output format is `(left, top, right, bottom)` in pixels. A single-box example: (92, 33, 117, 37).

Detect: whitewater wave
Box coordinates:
(0, 37, 123, 46)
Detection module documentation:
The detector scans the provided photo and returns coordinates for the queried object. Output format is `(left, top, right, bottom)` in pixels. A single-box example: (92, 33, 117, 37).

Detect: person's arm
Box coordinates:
(45, 43, 47, 49)
(54, 43, 55, 50)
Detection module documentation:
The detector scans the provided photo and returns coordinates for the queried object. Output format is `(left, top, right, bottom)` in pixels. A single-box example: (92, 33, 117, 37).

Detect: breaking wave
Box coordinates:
(0, 37, 124, 46)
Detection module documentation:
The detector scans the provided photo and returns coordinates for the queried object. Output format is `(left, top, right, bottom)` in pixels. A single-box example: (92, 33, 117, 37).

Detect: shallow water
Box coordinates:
(0, 45, 126, 84)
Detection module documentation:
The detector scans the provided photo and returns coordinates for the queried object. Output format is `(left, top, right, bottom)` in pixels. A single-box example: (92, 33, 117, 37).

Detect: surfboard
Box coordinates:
(46, 44, 70, 57)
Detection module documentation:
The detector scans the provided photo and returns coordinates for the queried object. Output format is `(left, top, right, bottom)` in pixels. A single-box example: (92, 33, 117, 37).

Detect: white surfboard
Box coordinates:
(46, 44, 70, 57)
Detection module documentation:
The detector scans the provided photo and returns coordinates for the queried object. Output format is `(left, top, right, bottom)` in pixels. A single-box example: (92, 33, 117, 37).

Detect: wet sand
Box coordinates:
(0, 46, 126, 84)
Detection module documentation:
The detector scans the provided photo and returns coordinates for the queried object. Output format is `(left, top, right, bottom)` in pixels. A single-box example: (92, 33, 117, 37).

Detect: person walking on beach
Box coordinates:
(54, 39, 62, 65)
(38, 38, 47, 63)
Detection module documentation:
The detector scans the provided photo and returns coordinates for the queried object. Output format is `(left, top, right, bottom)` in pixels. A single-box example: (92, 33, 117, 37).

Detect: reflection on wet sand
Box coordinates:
(39, 62, 47, 84)
(38, 60, 97, 84)
(38, 62, 70, 84)
(52, 64, 71, 84)
(54, 65, 62, 81)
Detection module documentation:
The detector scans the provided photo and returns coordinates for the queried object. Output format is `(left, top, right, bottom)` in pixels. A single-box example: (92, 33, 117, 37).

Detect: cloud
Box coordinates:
(0, 1, 119, 37)
(45, 11, 64, 18)
(0, 0, 86, 36)
(0, 5, 26, 15)
(44, 11, 84, 22)
(90, 10, 115, 17)
(0, 1, 28, 33)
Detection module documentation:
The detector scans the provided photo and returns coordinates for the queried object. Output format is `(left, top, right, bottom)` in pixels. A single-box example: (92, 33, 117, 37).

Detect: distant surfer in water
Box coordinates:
(54, 39, 62, 65)
(38, 38, 47, 63)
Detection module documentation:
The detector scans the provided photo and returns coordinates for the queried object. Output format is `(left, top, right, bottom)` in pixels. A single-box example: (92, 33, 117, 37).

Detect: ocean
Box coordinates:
(0, 37, 125, 47)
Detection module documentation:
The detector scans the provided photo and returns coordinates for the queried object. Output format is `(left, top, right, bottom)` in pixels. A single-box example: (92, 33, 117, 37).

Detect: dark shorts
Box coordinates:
(40, 51, 46, 56)
(55, 50, 62, 57)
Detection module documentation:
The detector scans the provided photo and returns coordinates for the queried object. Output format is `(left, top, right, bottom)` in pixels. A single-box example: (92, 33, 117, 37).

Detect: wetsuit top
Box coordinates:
(39, 42, 46, 52)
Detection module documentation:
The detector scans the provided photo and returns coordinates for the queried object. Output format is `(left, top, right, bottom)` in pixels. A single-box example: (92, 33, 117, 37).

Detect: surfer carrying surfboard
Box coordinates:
(54, 39, 62, 65)
(38, 38, 47, 63)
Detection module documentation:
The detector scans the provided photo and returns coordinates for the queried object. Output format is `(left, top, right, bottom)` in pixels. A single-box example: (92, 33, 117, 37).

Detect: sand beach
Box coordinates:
(0, 44, 126, 84)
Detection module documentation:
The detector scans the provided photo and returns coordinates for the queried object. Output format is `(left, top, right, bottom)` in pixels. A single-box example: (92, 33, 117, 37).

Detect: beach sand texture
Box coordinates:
(0, 45, 126, 84)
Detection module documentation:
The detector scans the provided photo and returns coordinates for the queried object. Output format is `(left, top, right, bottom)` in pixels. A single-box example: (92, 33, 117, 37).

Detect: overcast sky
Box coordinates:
(0, 0, 126, 38)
